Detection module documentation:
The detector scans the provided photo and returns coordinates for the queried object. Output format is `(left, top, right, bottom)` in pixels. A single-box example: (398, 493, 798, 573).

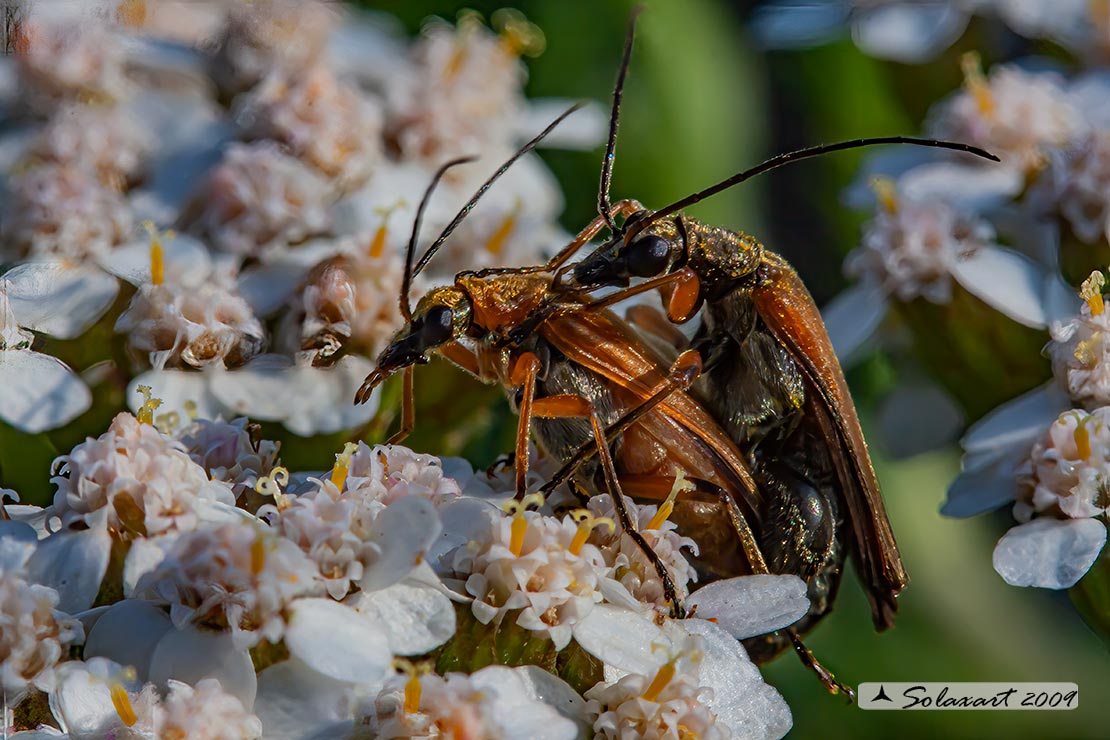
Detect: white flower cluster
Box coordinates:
(0, 0, 591, 436)
(1, 401, 802, 739)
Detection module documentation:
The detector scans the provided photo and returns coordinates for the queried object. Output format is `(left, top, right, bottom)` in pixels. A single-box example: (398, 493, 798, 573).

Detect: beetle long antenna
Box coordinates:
(412, 102, 584, 279)
(399, 156, 477, 321)
(627, 136, 1001, 238)
(598, 5, 642, 234)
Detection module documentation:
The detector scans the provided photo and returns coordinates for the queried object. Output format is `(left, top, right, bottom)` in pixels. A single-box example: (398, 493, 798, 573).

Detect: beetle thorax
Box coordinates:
(679, 215, 764, 295)
(456, 273, 550, 334)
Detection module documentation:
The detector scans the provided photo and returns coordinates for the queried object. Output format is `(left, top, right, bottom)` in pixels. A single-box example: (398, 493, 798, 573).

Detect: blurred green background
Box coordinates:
(367, 1, 1108, 737)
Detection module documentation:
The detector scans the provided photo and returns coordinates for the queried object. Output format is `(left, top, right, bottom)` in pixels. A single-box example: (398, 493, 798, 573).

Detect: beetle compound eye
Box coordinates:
(420, 305, 455, 346)
(627, 234, 671, 277)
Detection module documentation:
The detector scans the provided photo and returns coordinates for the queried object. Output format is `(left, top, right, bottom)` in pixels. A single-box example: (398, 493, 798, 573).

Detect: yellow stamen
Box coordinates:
(870, 176, 899, 215)
(143, 221, 170, 286)
(647, 472, 695, 531)
(135, 385, 162, 425)
(330, 442, 360, 490)
(116, 0, 146, 28)
(961, 51, 994, 117)
(503, 492, 545, 557)
(183, 399, 198, 420)
(1074, 334, 1103, 366)
(1081, 270, 1106, 316)
(255, 467, 291, 509)
(444, 11, 484, 82)
(484, 200, 522, 256)
(568, 510, 616, 556)
(251, 531, 266, 575)
(1075, 422, 1091, 460)
(641, 659, 677, 703)
(110, 681, 137, 727)
(404, 673, 423, 714)
(492, 8, 545, 58)
(368, 201, 406, 258)
(154, 410, 180, 436)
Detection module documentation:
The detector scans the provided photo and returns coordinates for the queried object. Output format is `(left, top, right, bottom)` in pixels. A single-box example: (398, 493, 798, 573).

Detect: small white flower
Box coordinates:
(49, 411, 236, 537)
(368, 663, 580, 740)
(1017, 408, 1110, 521)
(845, 184, 996, 304)
(1, 164, 132, 261)
(234, 64, 383, 191)
(158, 678, 263, 740)
(115, 263, 266, 371)
(271, 443, 456, 599)
(0, 569, 84, 703)
(24, 104, 152, 185)
(587, 493, 699, 612)
(386, 13, 533, 162)
(48, 657, 161, 740)
(177, 417, 281, 501)
(0, 287, 91, 434)
(445, 497, 620, 650)
(585, 641, 728, 740)
(1032, 131, 1110, 244)
(1047, 276, 1110, 408)
(213, 0, 337, 95)
(581, 620, 792, 740)
(189, 142, 334, 259)
(926, 57, 1084, 175)
(15, 19, 129, 116)
(132, 520, 322, 647)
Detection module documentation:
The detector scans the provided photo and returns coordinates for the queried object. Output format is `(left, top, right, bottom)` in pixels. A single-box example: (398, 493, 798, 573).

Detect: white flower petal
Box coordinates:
(122, 537, 170, 597)
(254, 657, 357, 740)
(0, 519, 38, 572)
(84, 600, 173, 683)
(467, 666, 581, 740)
(992, 517, 1106, 589)
(0, 350, 91, 433)
(876, 382, 964, 459)
(361, 495, 442, 593)
(1043, 273, 1083, 325)
(149, 626, 257, 708)
(960, 383, 1068, 457)
(210, 355, 379, 436)
(820, 282, 888, 361)
(126, 369, 224, 425)
(284, 598, 392, 685)
(951, 245, 1049, 328)
(852, 3, 969, 63)
(896, 162, 1023, 213)
(682, 619, 793, 740)
(52, 663, 120, 740)
(750, 1, 849, 49)
(507, 664, 591, 734)
(2, 261, 119, 339)
(101, 232, 213, 288)
(26, 527, 111, 613)
(572, 605, 668, 675)
(687, 575, 809, 639)
(237, 261, 309, 317)
(348, 580, 455, 655)
(943, 450, 1025, 517)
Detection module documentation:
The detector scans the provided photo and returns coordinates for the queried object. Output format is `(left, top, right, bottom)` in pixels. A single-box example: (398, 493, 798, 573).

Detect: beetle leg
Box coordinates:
(531, 392, 686, 618)
(542, 198, 646, 273)
(439, 340, 482, 376)
(625, 304, 689, 351)
(583, 268, 703, 321)
(541, 349, 704, 494)
(788, 630, 856, 701)
(508, 352, 543, 500)
(386, 366, 416, 445)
